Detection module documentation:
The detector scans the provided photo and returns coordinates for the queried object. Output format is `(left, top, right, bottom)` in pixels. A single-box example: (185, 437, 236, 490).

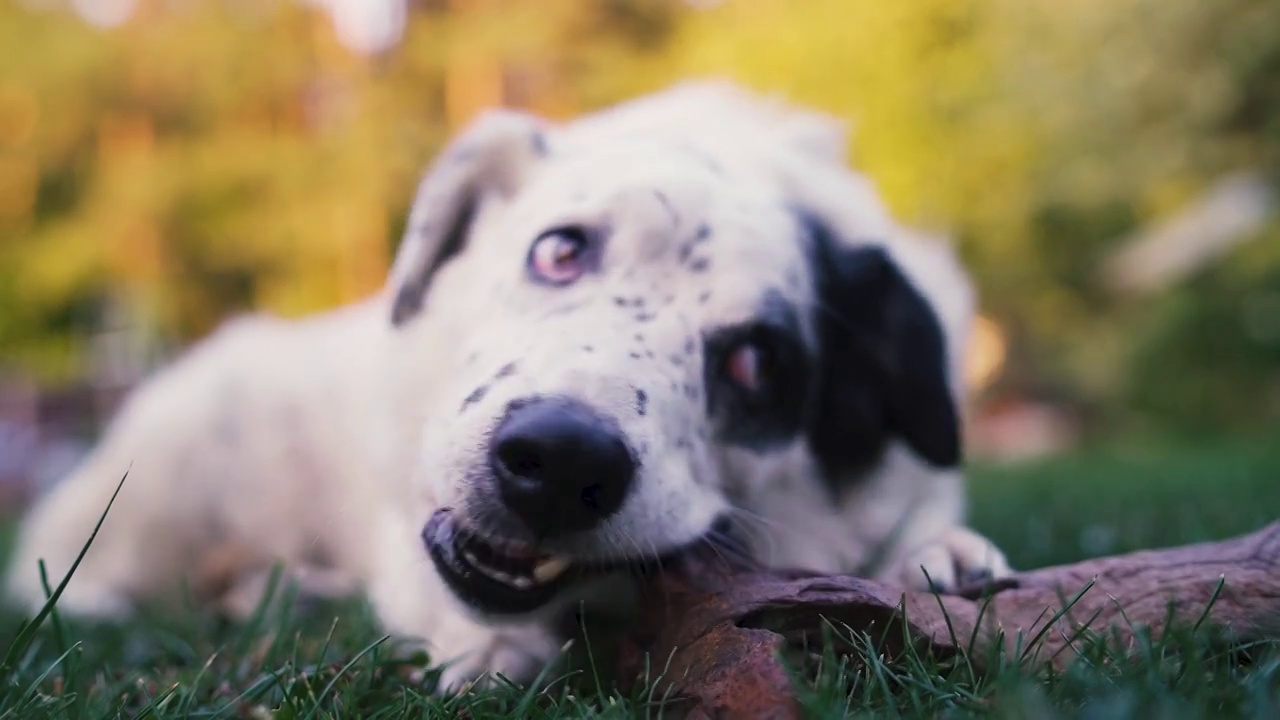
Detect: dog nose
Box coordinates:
(490, 398, 635, 538)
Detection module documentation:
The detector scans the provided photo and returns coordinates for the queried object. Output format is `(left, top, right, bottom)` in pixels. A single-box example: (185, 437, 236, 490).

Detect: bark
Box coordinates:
(616, 521, 1280, 720)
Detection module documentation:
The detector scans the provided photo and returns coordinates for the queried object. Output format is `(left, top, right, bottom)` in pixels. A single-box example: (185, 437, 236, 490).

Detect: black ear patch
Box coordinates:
(391, 195, 478, 326)
(802, 214, 961, 484)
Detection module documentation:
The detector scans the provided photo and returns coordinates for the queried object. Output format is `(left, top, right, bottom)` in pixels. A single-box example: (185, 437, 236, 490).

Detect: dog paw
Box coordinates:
(885, 527, 1012, 594)
(431, 629, 564, 695)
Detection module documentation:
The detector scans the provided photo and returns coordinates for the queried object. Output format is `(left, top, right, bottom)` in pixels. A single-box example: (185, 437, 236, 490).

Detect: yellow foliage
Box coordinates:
(0, 0, 1276, 414)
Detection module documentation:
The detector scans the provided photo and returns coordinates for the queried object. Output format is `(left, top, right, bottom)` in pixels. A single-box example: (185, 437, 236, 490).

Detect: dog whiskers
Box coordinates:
(644, 536, 667, 580)
(719, 509, 781, 562)
(696, 523, 760, 574)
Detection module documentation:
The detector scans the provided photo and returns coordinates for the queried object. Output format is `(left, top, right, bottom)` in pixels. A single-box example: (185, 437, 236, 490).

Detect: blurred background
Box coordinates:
(1, 0, 1278, 511)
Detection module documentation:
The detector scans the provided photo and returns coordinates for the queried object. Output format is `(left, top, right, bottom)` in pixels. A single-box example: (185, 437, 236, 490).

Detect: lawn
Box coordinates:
(2, 431, 1279, 719)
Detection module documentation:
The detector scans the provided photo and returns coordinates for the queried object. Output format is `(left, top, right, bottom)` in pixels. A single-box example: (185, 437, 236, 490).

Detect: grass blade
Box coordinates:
(0, 471, 129, 680)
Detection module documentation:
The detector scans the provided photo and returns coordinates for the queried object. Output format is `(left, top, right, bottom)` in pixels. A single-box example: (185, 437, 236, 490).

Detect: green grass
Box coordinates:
(2, 431, 1280, 718)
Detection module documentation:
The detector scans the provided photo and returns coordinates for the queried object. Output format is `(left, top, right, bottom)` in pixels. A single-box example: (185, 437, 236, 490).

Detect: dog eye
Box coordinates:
(528, 228, 590, 285)
(725, 342, 768, 392)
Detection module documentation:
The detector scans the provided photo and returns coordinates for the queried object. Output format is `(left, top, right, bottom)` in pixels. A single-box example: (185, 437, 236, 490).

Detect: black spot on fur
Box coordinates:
(582, 345, 595, 353)
(634, 333, 645, 343)
(653, 190, 678, 227)
(645, 350, 656, 360)
(689, 258, 711, 273)
(530, 131, 548, 157)
(683, 383, 699, 400)
(630, 351, 643, 359)
(684, 338, 696, 355)
(635, 312, 656, 323)
(800, 210, 961, 489)
(698, 291, 712, 304)
(678, 224, 713, 262)
(669, 354, 684, 367)
(635, 389, 649, 416)
(460, 385, 488, 412)
(495, 362, 518, 379)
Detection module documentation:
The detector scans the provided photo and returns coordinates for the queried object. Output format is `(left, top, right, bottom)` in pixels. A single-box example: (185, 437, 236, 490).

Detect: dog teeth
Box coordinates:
(458, 543, 573, 590)
(532, 555, 572, 584)
(462, 550, 535, 589)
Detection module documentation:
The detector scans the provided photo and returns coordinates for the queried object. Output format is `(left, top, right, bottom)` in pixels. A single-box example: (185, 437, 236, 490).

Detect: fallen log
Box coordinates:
(616, 520, 1280, 720)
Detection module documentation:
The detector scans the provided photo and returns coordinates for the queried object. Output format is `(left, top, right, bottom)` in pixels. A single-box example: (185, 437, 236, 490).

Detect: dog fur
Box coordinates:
(5, 81, 1010, 690)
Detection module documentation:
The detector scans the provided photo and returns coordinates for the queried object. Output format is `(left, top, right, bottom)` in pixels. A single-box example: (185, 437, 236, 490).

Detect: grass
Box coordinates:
(2, 430, 1279, 718)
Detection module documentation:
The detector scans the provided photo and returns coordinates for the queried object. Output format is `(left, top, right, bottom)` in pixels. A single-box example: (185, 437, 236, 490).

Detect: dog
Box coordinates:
(5, 81, 1010, 690)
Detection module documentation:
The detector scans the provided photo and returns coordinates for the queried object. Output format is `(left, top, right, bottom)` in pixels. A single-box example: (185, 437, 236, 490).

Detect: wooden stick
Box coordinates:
(616, 521, 1280, 720)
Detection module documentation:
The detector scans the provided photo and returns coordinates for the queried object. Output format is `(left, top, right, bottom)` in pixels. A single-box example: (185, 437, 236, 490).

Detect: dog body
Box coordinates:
(5, 302, 399, 618)
(6, 82, 1009, 689)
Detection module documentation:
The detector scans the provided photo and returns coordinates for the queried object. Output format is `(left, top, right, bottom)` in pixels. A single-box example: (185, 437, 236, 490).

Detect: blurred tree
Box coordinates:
(655, 0, 1280, 435)
(1, 0, 1277, 435)
(1120, 232, 1280, 435)
(0, 0, 679, 384)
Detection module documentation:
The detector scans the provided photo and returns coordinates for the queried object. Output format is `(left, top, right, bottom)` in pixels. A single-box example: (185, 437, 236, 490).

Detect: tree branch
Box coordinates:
(616, 521, 1280, 720)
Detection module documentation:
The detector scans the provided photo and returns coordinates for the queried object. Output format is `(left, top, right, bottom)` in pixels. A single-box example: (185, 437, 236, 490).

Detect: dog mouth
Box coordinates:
(423, 509, 598, 615)
(424, 508, 729, 616)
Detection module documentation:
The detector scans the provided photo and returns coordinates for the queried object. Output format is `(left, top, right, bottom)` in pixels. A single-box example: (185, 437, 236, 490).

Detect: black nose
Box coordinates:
(490, 397, 636, 538)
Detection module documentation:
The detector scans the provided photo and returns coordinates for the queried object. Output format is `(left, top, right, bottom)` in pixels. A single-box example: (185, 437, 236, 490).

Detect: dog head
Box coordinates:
(387, 84, 972, 617)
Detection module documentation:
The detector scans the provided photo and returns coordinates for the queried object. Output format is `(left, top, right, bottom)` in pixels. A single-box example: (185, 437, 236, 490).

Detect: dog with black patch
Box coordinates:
(6, 81, 1010, 692)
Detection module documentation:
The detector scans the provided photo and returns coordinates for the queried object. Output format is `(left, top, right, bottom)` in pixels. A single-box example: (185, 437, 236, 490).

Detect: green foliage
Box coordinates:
(969, 426, 1280, 567)
(0, 0, 679, 383)
(1117, 232, 1280, 435)
(657, 0, 1280, 433)
(2, 0, 1279, 429)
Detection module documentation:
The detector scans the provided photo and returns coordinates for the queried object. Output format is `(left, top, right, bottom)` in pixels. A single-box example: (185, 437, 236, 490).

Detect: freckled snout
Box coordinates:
(490, 397, 636, 538)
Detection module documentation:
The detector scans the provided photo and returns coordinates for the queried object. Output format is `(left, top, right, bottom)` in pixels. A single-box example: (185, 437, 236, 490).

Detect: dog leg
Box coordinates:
(427, 619, 564, 694)
(882, 526, 1012, 592)
(847, 450, 1013, 593)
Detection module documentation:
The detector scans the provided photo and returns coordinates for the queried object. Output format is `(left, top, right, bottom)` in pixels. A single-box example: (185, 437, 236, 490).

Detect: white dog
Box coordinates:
(5, 81, 1010, 690)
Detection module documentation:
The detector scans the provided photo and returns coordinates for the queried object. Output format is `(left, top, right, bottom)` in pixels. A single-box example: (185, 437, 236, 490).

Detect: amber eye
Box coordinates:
(725, 342, 767, 392)
(528, 228, 590, 285)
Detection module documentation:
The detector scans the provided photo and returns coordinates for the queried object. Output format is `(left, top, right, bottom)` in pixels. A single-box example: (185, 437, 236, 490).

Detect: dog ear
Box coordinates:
(387, 110, 548, 326)
(803, 213, 962, 476)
